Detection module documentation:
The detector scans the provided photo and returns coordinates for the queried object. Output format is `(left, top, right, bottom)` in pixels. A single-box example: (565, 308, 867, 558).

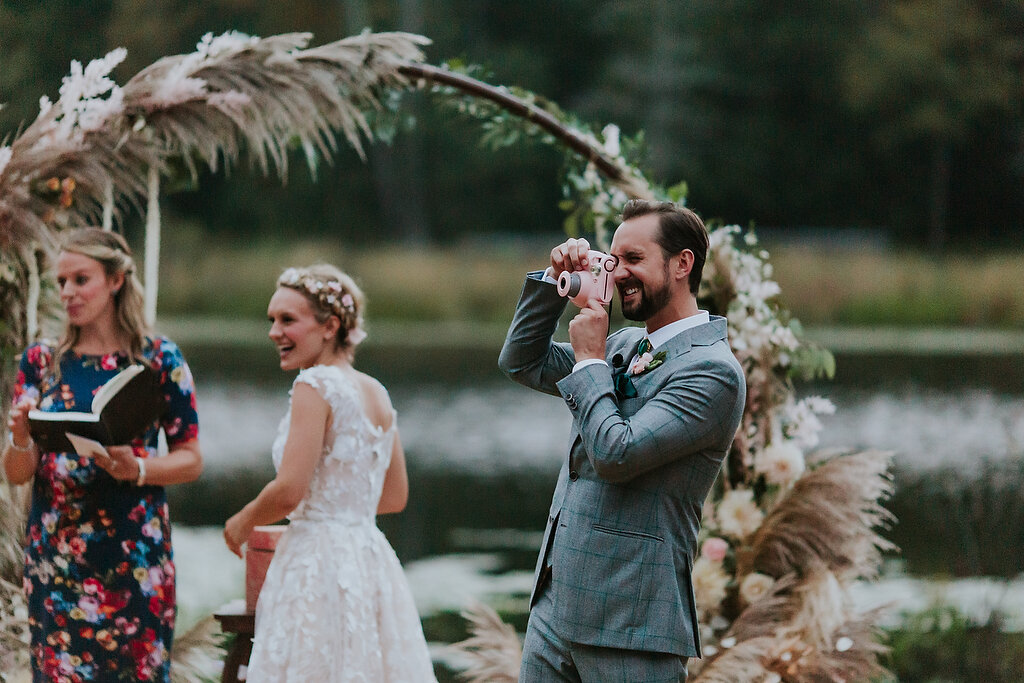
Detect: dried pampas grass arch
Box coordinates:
(0, 30, 895, 683)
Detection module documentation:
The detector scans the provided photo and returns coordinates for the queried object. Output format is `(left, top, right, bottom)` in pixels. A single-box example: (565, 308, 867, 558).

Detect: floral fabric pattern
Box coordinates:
(13, 337, 199, 682)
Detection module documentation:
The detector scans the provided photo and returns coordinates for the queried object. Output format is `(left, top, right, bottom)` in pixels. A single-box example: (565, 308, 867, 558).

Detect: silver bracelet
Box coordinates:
(6, 431, 34, 452)
(135, 456, 147, 486)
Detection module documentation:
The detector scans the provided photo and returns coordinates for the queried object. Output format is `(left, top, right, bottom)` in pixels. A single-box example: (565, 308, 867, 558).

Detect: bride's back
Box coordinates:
(346, 367, 395, 433)
(272, 365, 396, 523)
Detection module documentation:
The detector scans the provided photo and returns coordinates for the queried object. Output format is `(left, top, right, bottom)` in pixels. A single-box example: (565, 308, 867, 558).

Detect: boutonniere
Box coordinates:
(629, 350, 667, 376)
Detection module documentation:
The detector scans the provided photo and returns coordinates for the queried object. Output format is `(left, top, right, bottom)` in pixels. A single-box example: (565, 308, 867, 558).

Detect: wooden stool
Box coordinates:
(213, 607, 255, 683)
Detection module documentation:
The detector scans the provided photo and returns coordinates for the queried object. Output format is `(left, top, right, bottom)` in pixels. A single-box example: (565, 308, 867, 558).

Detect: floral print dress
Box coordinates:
(13, 337, 199, 683)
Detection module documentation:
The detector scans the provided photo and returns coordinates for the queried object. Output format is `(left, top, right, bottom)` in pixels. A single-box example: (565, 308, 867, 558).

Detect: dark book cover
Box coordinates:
(28, 365, 167, 453)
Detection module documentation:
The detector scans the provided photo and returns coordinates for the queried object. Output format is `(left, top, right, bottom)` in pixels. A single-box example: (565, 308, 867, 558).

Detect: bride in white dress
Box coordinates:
(224, 264, 436, 682)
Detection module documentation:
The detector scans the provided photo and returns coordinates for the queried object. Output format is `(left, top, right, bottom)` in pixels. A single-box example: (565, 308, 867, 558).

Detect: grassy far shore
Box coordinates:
(155, 230, 1024, 331)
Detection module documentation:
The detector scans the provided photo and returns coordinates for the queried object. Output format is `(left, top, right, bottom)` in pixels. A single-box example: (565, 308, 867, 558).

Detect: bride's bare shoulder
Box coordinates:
(353, 371, 394, 428)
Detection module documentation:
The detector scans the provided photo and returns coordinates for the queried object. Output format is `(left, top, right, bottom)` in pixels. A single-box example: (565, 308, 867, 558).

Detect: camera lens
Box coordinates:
(557, 271, 583, 298)
(565, 273, 582, 297)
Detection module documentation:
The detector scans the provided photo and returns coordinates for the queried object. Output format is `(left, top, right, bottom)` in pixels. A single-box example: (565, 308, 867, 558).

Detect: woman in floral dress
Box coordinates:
(3, 228, 202, 682)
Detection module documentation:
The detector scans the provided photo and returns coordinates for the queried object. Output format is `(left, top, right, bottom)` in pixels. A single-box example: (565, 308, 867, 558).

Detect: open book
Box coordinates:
(28, 364, 166, 453)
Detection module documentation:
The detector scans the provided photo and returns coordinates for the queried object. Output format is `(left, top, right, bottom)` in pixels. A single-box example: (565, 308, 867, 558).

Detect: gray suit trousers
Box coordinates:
(520, 583, 688, 682)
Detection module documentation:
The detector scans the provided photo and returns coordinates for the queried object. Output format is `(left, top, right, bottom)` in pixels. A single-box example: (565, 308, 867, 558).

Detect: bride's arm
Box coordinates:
(224, 383, 328, 557)
(367, 381, 408, 515)
(377, 432, 409, 515)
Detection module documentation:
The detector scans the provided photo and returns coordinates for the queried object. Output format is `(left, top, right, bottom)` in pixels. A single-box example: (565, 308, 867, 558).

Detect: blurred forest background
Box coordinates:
(2, 0, 1022, 248)
(2, 1, 1024, 333)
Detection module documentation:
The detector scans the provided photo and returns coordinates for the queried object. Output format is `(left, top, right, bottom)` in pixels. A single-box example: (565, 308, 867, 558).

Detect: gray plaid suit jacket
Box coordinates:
(498, 273, 746, 657)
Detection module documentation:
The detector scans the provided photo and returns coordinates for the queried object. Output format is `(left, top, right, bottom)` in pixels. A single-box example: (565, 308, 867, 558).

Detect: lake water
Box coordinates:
(194, 376, 1024, 477)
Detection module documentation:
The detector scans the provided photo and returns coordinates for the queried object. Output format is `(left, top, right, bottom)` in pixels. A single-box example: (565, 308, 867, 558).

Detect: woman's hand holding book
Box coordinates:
(94, 444, 142, 483)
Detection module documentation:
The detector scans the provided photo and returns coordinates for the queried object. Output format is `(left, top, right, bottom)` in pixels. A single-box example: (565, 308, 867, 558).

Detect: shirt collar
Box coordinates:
(645, 310, 710, 350)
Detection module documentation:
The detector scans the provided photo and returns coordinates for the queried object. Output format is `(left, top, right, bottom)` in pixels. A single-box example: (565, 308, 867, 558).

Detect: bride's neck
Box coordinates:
(310, 344, 353, 370)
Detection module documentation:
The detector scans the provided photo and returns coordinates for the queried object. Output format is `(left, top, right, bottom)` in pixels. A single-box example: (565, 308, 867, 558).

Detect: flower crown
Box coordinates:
(279, 267, 367, 345)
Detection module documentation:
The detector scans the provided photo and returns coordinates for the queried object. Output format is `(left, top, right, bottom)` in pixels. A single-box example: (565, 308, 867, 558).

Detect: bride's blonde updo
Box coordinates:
(277, 264, 366, 350)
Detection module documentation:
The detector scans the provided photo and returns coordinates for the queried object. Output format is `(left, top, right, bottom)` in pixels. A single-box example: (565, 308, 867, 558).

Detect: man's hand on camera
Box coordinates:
(568, 299, 608, 362)
(549, 238, 591, 276)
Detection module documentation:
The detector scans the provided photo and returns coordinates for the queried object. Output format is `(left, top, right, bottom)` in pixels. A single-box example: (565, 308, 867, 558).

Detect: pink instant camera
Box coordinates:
(556, 250, 618, 306)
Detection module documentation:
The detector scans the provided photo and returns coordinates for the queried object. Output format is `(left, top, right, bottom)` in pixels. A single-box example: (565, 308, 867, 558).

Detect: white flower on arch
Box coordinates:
(754, 441, 806, 486)
(739, 572, 775, 605)
(716, 488, 764, 539)
(691, 556, 730, 617)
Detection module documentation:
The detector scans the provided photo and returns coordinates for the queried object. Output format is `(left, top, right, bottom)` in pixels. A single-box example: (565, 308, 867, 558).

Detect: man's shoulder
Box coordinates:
(681, 341, 746, 393)
(688, 316, 728, 345)
(664, 328, 744, 378)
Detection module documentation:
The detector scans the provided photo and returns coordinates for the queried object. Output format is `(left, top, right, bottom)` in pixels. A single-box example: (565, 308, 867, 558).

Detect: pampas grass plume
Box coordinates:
(449, 601, 521, 682)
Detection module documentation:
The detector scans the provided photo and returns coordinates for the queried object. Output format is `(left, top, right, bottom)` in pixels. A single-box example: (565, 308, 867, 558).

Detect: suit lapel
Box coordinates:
(659, 316, 728, 362)
(609, 328, 646, 367)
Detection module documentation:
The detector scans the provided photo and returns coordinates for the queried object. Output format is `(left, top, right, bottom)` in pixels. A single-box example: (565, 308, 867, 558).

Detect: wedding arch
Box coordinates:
(0, 30, 894, 682)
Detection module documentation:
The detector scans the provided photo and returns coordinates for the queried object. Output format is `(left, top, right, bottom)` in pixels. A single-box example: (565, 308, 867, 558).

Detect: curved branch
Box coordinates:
(398, 62, 631, 187)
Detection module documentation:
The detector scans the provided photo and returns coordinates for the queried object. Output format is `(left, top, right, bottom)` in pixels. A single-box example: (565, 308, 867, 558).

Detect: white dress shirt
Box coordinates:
(572, 311, 710, 373)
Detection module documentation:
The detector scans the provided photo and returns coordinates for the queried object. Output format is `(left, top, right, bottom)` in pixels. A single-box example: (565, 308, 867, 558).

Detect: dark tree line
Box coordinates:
(1, 0, 1022, 248)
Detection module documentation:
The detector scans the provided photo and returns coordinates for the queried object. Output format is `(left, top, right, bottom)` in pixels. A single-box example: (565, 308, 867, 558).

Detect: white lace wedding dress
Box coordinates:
(246, 365, 436, 682)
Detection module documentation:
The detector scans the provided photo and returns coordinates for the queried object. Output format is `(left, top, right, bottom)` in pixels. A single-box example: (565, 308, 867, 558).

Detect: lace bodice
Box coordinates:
(272, 364, 396, 524)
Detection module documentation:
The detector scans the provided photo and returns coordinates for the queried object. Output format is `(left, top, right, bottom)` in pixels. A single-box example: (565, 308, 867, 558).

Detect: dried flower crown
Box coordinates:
(279, 267, 367, 345)
(280, 267, 353, 312)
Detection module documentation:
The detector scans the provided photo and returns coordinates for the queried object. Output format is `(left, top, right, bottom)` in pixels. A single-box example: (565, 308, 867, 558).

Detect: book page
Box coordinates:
(92, 364, 145, 415)
(27, 410, 100, 422)
(65, 432, 111, 461)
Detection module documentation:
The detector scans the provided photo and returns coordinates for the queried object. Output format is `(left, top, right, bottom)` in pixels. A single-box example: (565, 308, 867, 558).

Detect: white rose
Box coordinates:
(739, 572, 775, 605)
(691, 557, 730, 616)
(753, 441, 806, 485)
(717, 488, 764, 539)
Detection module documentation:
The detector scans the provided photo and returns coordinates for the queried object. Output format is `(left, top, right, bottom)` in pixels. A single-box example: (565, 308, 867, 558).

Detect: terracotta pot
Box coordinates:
(245, 525, 286, 612)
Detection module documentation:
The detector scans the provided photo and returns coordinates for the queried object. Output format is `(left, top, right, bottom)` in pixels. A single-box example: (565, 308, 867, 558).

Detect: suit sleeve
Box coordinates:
(497, 272, 576, 397)
(557, 356, 743, 483)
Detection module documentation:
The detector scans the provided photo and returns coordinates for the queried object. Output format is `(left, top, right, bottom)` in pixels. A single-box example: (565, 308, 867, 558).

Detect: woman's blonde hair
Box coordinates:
(276, 264, 366, 351)
(52, 228, 149, 375)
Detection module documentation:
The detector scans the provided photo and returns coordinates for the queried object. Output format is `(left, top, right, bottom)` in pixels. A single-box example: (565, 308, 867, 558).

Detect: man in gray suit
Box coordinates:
(499, 199, 746, 681)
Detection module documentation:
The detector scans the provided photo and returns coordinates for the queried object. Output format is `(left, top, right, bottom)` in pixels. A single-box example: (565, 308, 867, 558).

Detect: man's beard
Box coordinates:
(620, 276, 672, 322)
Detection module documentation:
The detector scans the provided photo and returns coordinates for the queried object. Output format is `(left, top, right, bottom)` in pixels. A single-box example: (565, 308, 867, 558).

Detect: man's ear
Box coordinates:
(674, 250, 695, 283)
